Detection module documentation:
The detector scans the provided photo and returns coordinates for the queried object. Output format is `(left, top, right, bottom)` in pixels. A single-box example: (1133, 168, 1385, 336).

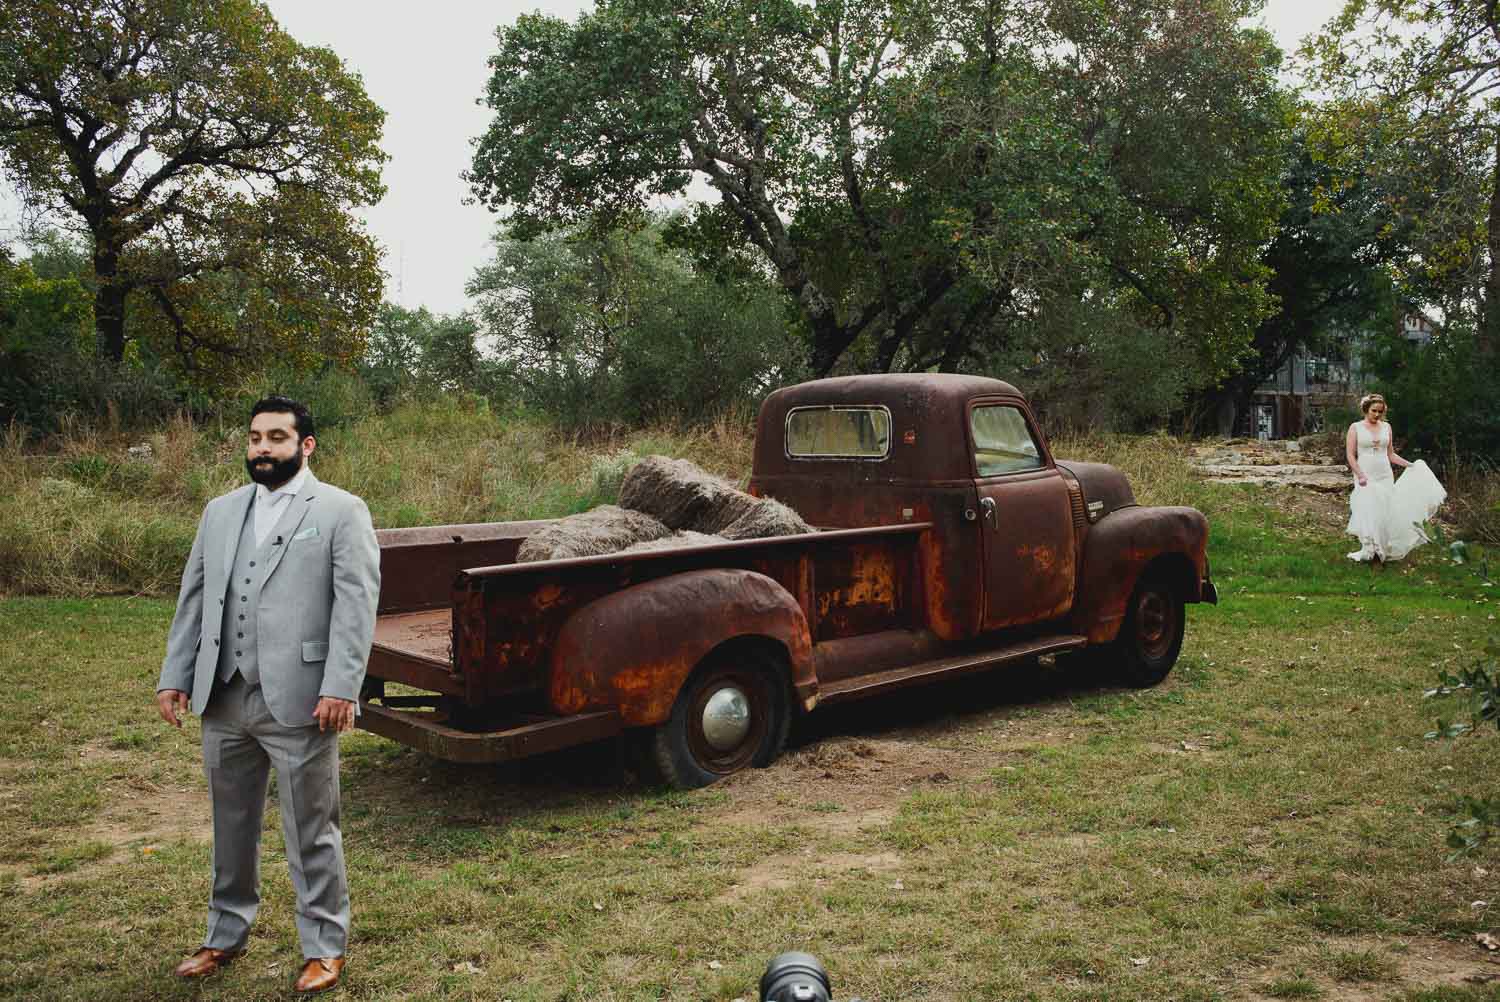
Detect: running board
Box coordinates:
(816, 634, 1088, 706)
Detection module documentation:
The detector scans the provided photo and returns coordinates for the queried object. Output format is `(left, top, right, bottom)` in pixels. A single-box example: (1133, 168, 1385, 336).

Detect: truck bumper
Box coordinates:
(357, 699, 623, 765)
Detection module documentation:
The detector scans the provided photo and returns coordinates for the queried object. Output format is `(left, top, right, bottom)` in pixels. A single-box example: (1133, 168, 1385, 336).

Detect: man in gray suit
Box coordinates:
(156, 395, 380, 995)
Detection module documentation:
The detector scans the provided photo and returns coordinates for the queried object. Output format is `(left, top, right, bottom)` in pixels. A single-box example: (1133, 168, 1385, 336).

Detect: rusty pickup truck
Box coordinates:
(359, 374, 1216, 787)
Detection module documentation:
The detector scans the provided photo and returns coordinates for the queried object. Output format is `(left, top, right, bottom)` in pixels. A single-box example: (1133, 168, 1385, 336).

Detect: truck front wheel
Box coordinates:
(653, 647, 791, 789)
(1113, 573, 1184, 687)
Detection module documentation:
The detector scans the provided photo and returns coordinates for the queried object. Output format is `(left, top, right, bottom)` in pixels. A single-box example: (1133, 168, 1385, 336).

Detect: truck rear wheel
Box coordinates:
(653, 646, 790, 789)
(1113, 573, 1184, 687)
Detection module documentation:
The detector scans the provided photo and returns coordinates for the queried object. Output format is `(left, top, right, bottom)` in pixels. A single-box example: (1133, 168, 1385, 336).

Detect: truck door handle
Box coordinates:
(980, 497, 996, 524)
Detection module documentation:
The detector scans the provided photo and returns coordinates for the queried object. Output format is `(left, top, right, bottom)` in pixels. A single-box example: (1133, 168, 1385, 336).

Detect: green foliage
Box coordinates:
(469, 0, 1288, 413)
(360, 303, 516, 410)
(1362, 321, 1500, 463)
(0, 0, 387, 381)
(469, 222, 802, 428)
(0, 242, 182, 434)
(1423, 608, 1499, 857)
(240, 364, 378, 436)
(0, 248, 93, 428)
(1303, 0, 1500, 352)
(1191, 125, 1404, 430)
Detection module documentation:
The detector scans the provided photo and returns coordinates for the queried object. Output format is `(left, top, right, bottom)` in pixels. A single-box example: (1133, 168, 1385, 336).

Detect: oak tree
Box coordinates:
(1304, 0, 1500, 354)
(469, 0, 1286, 396)
(0, 0, 387, 379)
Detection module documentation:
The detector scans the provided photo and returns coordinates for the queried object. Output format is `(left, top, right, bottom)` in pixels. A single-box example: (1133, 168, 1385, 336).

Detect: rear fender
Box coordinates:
(1071, 506, 1211, 645)
(549, 569, 814, 726)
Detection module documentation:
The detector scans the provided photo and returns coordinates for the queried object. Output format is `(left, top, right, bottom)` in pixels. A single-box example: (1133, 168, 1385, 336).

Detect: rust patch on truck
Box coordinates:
(1070, 505, 1212, 644)
(814, 542, 908, 640)
(549, 569, 816, 725)
(532, 583, 568, 610)
(1015, 543, 1057, 573)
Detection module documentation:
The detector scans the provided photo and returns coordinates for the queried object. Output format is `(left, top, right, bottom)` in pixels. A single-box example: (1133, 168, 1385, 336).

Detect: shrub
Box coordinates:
(1445, 460, 1500, 548)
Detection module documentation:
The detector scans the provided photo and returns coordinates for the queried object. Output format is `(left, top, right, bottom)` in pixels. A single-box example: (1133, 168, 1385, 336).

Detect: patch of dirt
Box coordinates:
(712, 734, 983, 833)
(1242, 934, 1500, 1001)
(695, 693, 1095, 904)
(79, 776, 210, 849)
(714, 850, 904, 905)
(2, 741, 212, 891)
(76, 740, 212, 850)
(1143, 737, 1226, 758)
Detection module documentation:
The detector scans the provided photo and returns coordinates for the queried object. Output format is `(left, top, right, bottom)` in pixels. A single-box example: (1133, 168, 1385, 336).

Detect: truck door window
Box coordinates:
(785, 406, 890, 459)
(971, 405, 1043, 476)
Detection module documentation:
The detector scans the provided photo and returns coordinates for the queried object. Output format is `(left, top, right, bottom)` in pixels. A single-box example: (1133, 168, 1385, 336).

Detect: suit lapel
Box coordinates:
(219, 485, 255, 588)
(261, 472, 319, 584)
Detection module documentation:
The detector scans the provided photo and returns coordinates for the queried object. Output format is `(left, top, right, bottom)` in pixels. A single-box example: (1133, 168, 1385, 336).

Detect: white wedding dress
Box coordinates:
(1346, 421, 1446, 561)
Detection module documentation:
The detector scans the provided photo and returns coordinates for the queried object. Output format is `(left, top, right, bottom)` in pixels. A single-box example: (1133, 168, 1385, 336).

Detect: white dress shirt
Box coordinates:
(253, 464, 309, 547)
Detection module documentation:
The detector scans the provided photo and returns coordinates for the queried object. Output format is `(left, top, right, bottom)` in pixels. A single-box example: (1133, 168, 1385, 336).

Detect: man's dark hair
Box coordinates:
(249, 395, 315, 441)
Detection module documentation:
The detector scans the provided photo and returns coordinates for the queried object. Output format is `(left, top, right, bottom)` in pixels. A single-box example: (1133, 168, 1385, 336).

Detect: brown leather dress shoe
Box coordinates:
(293, 956, 346, 994)
(172, 946, 247, 978)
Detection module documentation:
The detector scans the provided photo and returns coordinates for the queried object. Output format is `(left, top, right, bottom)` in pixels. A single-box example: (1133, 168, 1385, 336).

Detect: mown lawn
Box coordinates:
(1, 477, 1498, 1001)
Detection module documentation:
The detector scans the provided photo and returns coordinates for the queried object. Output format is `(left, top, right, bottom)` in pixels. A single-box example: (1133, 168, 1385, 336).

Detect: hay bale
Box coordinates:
(696, 489, 763, 535)
(720, 497, 814, 540)
(618, 455, 750, 531)
(515, 505, 670, 563)
(619, 530, 724, 555)
(618, 454, 815, 538)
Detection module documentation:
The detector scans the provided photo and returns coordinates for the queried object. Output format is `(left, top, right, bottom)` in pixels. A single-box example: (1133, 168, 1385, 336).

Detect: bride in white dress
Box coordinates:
(1345, 393, 1446, 561)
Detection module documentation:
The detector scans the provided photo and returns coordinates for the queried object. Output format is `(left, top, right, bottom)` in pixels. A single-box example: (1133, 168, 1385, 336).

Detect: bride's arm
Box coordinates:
(1347, 423, 1367, 486)
(1385, 424, 1411, 468)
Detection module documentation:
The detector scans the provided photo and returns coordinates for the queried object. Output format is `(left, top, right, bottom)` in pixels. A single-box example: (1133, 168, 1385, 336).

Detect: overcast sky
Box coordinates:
(2, 0, 1347, 317)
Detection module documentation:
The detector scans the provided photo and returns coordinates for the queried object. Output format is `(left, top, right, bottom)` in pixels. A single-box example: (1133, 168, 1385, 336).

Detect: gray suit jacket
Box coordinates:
(157, 471, 381, 728)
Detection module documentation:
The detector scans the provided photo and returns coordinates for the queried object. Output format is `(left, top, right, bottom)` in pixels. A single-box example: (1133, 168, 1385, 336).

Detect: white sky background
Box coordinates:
(1, 0, 1348, 317)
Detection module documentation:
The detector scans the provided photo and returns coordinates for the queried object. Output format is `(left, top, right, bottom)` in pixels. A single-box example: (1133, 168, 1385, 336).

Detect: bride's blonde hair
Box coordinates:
(1359, 393, 1387, 415)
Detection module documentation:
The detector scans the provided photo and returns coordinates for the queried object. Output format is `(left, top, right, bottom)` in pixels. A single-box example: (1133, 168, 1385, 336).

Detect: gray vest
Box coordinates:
(218, 503, 271, 685)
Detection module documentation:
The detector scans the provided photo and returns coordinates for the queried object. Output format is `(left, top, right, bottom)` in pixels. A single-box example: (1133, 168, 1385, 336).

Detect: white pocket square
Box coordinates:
(292, 525, 320, 541)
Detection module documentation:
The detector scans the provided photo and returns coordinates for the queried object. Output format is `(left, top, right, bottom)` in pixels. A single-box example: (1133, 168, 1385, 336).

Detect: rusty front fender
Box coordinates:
(548, 569, 815, 727)
(1071, 506, 1212, 645)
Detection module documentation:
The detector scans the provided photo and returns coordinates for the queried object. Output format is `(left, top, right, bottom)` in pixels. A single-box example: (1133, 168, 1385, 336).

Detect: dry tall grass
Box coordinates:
(1048, 430, 1206, 509)
(1446, 460, 1500, 548)
(0, 402, 758, 598)
(6, 399, 1489, 597)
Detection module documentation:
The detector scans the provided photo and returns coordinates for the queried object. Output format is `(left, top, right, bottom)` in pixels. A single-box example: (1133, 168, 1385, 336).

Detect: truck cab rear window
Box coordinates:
(971, 405, 1043, 475)
(786, 406, 890, 459)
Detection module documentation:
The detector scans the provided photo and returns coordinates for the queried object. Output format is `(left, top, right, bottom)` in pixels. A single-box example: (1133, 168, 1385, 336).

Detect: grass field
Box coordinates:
(1, 426, 1498, 1000)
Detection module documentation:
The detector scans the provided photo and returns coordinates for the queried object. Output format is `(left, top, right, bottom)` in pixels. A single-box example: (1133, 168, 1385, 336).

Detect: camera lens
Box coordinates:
(760, 952, 832, 1002)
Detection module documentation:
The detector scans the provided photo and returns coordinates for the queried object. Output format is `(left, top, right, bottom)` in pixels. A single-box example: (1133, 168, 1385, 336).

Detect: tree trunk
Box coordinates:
(1484, 128, 1500, 358)
(809, 323, 850, 377)
(93, 245, 128, 364)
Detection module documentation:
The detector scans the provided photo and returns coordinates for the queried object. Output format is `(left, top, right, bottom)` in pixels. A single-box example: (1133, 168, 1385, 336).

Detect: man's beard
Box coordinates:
(246, 452, 303, 488)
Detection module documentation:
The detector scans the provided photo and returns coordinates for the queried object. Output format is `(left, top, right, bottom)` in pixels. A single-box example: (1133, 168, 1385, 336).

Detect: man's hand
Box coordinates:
(314, 696, 356, 733)
(156, 689, 190, 728)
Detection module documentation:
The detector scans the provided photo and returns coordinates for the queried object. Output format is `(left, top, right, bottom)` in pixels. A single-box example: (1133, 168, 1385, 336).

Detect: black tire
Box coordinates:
(652, 646, 791, 789)
(1112, 572, 1185, 687)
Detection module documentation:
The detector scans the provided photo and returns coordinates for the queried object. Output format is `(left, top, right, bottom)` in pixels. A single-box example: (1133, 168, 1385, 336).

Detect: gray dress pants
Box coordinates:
(200, 674, 349, 959)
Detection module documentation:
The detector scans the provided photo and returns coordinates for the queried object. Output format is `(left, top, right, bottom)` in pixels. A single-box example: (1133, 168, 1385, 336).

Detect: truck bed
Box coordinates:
(372, 608, 451, 667)
(370, 519, 939, 705)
